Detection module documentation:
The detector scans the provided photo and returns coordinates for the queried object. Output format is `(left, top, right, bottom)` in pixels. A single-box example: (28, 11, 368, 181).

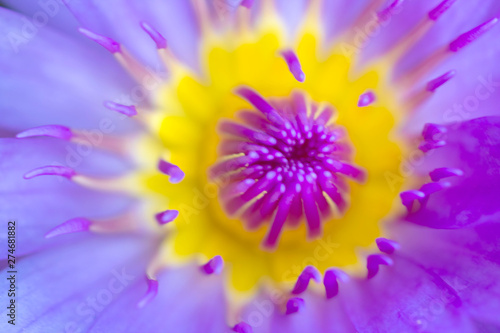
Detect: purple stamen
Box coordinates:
(137, 277, 159, 308)
(240, 0, 254, 9)
(377, 0, 405, 22)
(155, 210, 179, 225)
(233, 322, 253, 333)
(158, 160, 185, 183)
(140, 22, 167, 49)
(303, 185, 322, 238)
(429, 167, 464, 182)
(375, 238, 400, 254)
(400, 190, 425, 212)
(24, 165, 76, 179)
(426, 70, 456, 92)
(449, 18, 498, 52)
(201, 255, 224, 275)
(357, 91, 376, 107)
(78, 28, 121, 53)
(235, 88, 286, 127)
(323, 268, 349, 299)
(428, 0, 457, 21)
(103, 101, 138, 117)
(263, 187, 295, 248)
(286, 297, 305, 315)
(16, 125, 73, 140)
(281, 50, 306, 82)
(419, 181, 451, 196)
(422, 123, 447, 141)
(45, 217, 92, 238)
(215, 90, 363, 247)
(366, 254, 393, 279)
(419, 140, 446, 152)
(292, 266, 322, 295)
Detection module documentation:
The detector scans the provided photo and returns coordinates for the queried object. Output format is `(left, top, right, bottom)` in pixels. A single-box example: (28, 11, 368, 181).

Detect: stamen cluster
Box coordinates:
(211, 88, 366, 248)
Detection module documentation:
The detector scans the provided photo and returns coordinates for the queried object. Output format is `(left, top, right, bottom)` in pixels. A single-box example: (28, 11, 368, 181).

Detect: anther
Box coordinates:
(103, 101, 138, 117)
(155, 210, 179, 225)
(24, 165, 76, 179)
(286, 297, 305, 315)
(140, 22, 167, 49)
(292, 266, 322, 295)
(78, 28, 120, 53)
(45, 217, 92, 238)
(201, 255, 224, 275)
(281, 50, 305, 82)
(16, 125, 73, 141)
(375, 238, 400, 254)
(366, 254, 393, 279)
(358, 91, 376, 107)
(137, 277, 159, 308)
(429, 167, 464, 182)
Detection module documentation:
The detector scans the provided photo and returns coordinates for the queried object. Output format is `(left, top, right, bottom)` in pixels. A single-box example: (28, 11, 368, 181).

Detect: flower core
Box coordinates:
(212, 88, 366, 248)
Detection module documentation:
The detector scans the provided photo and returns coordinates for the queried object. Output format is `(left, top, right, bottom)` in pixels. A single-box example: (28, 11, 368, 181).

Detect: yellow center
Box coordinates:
(141, 12, 403, 295)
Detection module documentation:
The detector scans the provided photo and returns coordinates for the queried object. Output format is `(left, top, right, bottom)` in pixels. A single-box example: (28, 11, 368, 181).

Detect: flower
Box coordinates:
(1, 0, 500, 332)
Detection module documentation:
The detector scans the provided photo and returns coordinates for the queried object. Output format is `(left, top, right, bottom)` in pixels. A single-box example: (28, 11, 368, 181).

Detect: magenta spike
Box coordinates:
(137, 277, 159, 308)
(233, 322, 253, 333)
(303, 185, 321, 239)
(375, 238, 400, 254)
(318, 172, 347, 213)
(158, 160, 185, 183)
(103, 101, 138, 117)
(326, 161, 367, 183)
(315, 106, 334, 126)
(24, 165, 76, 179)
(218, 121, 277, 146)
(16, 125, 73, 140)
(45, 217, 92, 238)
(281, 50, 306, 82)
(422, 123, 447, 141)
(201, 255, 224, 275)
(288, 190, 304, 226)
(78, 28, 121, 53)
(241, 172, 277, 201)
(220, 179, 256, 200)
(400, 190, 425, 212)
(428, 0, 457, 21)
(235, 87, 286, 128)
(240, 0, 254, 9)
(426, 70, 456, 92)
(378, 0, 405, 22)
(366, 254, 393, 279)
(292, 266, 322, 295)
(263, 187, 296, 248)
(140, 22, 167, 49)
(286, 297, 305, 315)
(323, 268, 349, 299)
(419, 181, 451, 196)
(419, 140, 446, 152)
(449, 18, 498, 52)
(259, 183, 285, 218)
(155, 210, 179, 225)
(357, 91, 376, 107)
(429, 167, 464, 182)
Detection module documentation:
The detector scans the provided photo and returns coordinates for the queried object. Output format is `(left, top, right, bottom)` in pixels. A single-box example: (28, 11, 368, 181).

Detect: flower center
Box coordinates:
(144, 29, 404, 292)
(211, 88, 365, 248)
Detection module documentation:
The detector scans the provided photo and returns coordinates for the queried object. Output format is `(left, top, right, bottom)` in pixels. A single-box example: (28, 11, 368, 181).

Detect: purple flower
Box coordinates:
(1, 0, 500, 332)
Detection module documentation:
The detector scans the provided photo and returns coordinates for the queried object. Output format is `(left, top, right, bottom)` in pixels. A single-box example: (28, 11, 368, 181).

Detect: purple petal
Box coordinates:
(0, 8, 137, 133)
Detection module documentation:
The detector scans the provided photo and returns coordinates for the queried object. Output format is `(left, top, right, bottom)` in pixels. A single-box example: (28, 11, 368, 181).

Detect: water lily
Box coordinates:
(1, 0, 500, 332)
